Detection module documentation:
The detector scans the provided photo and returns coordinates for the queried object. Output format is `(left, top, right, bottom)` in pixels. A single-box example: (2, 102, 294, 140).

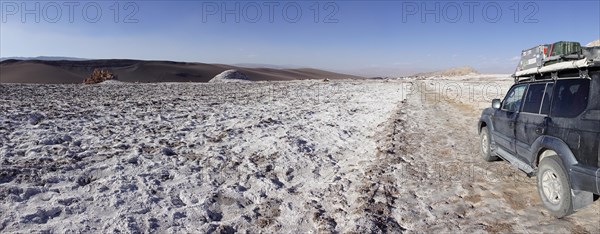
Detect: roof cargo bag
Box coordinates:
(545, 41, 582, 65)
(516, 44, 549, 72)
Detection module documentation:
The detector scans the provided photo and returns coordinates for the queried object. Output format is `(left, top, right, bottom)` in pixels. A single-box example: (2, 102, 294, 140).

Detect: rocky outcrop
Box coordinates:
(587, 39, 600, 47)
(83, 69, 118, 84)
(208, 70, 250, 83)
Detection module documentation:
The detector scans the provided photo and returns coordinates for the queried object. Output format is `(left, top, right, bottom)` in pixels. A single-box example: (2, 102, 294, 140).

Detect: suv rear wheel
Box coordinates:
(537, 155, 574, 218)
(479, 127, 498, 162)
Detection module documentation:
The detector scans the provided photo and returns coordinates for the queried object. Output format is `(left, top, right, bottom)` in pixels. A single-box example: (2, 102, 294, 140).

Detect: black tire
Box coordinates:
(537, 155, 574, 218)
(479, 127, 498, 162)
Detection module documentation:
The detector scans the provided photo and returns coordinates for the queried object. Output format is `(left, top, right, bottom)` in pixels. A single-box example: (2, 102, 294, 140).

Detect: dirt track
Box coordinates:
(369, 79, 600, 233)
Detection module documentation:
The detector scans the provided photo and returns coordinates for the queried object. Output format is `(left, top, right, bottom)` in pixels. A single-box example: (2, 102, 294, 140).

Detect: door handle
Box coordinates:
(537, 117, 551, 135)
(535, 127, 545, 135)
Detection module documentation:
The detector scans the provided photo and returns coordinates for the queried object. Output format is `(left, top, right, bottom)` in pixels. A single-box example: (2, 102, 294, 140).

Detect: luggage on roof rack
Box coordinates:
(513, 41, 600, 81)
(544, 41, 582, 65)
(516, 44, 549, 72)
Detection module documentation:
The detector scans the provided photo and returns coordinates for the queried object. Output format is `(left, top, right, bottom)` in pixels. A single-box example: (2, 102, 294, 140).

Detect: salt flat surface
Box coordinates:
(0, 78, 598, 233)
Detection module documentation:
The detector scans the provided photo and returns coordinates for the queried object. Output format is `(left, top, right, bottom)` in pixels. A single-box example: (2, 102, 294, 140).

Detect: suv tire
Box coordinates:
(537, 155, 574, 218)
(479, 127, 498, 162)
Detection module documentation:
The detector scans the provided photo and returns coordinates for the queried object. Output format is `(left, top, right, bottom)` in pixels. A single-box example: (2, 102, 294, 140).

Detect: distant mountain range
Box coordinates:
(232, 63, 300, 69)
(0, 56, 89, 62)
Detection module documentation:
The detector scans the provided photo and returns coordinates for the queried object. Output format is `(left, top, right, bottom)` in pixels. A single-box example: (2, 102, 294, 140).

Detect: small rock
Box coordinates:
(206, 210, 222, 222)
(20, 207, 62, 224)
(161, 147, 177, 156)
(171, 195, 186, 207)
(57, 198, 78, 206)
(76, 175, 92, 187)
(40, 137, 63, 146)
(208, 224, 235, 234)
(148, 218, 160, 230)
(21, 187, 43, 200)
(98, 185, 109, 193)
(113, 143, 130, 150)
(235, 184, 247, 192)
(270, 178, 284, 189)
(160, 170, 172, 181)
(28, 112, 45, 125)
(61, 134, 73, 142)
(173, 211, 187, 220)
(126, 156, 138, 164)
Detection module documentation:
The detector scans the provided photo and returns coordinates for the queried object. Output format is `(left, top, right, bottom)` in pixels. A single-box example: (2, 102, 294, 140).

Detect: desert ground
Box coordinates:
(1, 76, 599, 233)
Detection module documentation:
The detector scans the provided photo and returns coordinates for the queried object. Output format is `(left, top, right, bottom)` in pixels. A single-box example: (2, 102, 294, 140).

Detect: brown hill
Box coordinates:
(0, 59, 363, 84)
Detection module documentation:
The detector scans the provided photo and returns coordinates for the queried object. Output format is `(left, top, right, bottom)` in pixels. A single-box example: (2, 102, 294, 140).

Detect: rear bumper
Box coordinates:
(570, 165, 600, 195)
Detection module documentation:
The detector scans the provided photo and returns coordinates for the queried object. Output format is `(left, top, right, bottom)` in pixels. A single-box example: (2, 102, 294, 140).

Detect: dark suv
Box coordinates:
(478, 68, 600, 217)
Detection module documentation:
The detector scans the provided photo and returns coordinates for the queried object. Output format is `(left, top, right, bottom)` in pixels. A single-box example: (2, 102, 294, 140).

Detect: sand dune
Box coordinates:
(0, 60, 363, 84)
(0, 62, 84, 84)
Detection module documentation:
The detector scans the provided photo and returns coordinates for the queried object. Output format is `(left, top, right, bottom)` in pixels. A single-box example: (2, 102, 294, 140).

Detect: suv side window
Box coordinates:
(502, 84, 527, 112)
(551, 79, 590, 118)
(522, 83, 547, 114)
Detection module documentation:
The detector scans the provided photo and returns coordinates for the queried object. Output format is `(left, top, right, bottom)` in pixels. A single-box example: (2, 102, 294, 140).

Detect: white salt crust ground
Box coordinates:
(0, 77, 598, 233)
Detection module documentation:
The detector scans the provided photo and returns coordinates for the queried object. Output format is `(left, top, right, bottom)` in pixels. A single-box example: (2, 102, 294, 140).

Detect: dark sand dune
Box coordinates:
(235, 67, 361, 81)
(0, 61, 84, 84)
(0, 59, 363, 83)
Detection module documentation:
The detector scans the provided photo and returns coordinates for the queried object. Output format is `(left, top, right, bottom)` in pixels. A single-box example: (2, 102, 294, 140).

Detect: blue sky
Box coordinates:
(1, 1, 599, 75)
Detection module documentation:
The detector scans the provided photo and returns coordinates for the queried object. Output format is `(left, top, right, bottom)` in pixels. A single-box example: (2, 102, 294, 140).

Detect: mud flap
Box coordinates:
(571, 189, 593, 210)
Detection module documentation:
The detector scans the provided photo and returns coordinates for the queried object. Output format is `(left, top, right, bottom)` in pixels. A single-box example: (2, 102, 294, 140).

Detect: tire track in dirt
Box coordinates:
(370, 80, 600, 233)
(349, 99, 410, 232)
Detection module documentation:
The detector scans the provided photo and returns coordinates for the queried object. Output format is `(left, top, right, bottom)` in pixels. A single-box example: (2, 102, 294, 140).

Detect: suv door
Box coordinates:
(547, 78, 594, 166)
(493, 84, 527, 155)
(515, 82, 553, 163)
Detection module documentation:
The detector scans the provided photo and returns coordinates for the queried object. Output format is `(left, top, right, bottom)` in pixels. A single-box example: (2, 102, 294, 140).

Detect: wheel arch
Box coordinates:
(479, 121, 487, 131)
(478, 116, 494, 134)
(532, 136, 578, 177)
(537, 148, 558, 167)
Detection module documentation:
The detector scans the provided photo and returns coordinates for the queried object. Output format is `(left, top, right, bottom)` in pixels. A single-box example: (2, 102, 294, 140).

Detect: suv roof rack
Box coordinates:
(512, 58, 600, 83)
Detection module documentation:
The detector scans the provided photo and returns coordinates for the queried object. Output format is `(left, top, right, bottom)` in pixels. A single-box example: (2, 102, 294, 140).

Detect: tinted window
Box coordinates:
(522, 84, 547, 113)
(502, 85, 527, 112)
(540, 83, 553, 115)
(551, 79, 590, 118)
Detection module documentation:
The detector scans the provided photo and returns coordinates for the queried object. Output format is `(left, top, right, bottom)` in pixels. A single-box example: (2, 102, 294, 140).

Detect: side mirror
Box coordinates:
(492, 99, 501, 109)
